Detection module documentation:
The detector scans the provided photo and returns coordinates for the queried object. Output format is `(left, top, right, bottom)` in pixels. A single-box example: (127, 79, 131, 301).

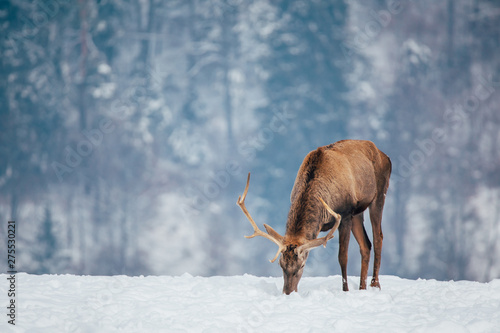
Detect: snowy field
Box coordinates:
(1, 273, 500, 333)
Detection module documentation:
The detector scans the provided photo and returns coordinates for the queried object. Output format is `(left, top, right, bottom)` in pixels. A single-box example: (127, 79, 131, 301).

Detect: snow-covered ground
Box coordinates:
(1, 273, 499, 332)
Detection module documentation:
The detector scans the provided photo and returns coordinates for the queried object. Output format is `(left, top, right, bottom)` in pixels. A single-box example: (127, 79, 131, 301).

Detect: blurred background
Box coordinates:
(1, 0, 499, 282)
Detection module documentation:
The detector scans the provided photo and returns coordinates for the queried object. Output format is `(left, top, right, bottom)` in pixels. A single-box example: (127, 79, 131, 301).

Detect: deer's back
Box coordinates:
(291, 140, 390, 215)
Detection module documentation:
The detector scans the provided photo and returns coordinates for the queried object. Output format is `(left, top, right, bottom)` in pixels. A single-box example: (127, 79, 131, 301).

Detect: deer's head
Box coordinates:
(237, 173, 341, 294)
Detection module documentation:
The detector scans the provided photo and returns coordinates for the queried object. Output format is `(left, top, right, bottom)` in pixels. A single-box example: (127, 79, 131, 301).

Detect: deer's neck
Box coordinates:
(286, 193, 327, 241)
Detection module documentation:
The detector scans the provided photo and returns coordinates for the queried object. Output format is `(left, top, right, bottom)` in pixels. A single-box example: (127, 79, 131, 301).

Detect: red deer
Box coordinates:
(237, 140, 391, 294)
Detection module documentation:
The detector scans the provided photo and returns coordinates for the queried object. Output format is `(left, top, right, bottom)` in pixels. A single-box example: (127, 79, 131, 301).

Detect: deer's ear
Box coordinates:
(292, 244, 304, 256)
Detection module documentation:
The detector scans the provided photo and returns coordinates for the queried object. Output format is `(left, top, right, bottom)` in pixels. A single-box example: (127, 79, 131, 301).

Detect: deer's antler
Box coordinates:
(237, 173, 285, 263)
(297, 197, 341, 252)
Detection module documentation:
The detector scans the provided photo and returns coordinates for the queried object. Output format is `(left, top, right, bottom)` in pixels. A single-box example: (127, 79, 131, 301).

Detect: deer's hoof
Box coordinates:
(370, 279, 381, 289)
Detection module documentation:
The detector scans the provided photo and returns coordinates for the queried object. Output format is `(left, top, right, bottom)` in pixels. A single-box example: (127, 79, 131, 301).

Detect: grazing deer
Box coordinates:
(237, 140, 391, 294)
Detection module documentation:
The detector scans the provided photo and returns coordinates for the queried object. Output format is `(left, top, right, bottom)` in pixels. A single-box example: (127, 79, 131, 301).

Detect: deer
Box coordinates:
(237, 140, 391, 295)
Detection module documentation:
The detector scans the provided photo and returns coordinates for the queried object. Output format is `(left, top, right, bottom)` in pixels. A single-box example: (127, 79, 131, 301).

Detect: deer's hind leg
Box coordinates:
(369, 153, 391, 288)
(368, 188, 389, 289)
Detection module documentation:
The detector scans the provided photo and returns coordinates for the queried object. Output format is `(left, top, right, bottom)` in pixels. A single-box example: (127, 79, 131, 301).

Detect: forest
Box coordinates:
(1, 0, 499, 282)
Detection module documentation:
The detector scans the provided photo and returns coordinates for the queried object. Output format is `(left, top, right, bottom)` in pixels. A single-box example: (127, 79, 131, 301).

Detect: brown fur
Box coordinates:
(281, 140, 391, 294)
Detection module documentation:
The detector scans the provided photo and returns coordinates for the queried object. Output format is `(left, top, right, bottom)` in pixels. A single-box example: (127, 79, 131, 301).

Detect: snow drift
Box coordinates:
(1, 273, 499, 332)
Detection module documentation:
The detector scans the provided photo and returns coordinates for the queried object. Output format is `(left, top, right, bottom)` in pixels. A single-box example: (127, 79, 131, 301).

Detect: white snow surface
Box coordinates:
(2, 273, 500, 332)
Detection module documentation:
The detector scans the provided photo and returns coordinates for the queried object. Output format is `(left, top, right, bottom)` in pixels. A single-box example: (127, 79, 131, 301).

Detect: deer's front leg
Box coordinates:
(338, 218, 351, 291)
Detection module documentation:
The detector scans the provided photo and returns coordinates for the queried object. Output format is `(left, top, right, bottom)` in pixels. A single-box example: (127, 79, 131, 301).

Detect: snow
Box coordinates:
(2, 273, 500, 332)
